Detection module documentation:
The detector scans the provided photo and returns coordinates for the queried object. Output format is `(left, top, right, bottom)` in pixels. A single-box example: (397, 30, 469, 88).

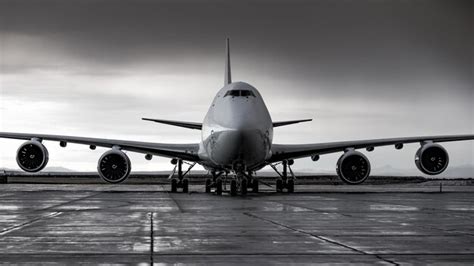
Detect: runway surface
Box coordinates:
(0, 184, 473, 265)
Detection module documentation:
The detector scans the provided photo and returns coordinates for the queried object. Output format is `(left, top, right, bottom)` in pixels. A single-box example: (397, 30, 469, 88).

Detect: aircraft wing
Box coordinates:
(0, 132, 200, 161)
(270, 134, 474, 162)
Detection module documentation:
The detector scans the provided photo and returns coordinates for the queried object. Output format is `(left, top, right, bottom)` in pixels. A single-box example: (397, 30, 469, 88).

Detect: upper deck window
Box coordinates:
(224, 90, 256, 98)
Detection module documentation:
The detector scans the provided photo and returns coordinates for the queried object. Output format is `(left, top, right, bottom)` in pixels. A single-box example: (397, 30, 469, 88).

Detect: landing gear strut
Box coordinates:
(270, 160, 295, 193)
(170, 159, 196, 193)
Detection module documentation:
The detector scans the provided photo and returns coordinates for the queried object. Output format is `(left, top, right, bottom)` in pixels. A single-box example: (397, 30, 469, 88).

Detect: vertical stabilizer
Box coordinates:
(225, 38, 232, 85)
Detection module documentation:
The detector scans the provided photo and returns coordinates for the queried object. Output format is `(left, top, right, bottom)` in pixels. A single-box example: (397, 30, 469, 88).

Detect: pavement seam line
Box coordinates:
(149, 212, 154, 265)
(0, 190, 107, 237)
(0, 211, 63, 236)
(30, 191, 106, 214)
(270, 199, 474, 238)
(243, 212, 399, 266)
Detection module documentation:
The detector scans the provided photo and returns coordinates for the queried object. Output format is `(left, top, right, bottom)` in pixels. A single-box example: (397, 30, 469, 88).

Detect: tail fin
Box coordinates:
(225, 38, 232, 85)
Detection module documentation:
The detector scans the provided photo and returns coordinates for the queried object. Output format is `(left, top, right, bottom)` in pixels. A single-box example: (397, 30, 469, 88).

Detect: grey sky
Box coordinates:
(0, 0, 472, 176)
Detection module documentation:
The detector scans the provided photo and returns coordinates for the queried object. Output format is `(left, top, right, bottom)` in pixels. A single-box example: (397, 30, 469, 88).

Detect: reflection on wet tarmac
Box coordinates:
(369, 204, 419, 211)
(0, 184, 472, 264)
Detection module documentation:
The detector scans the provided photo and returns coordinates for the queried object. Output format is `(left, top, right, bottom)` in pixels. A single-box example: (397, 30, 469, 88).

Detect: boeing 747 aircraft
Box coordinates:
(1, 39, 473, 195)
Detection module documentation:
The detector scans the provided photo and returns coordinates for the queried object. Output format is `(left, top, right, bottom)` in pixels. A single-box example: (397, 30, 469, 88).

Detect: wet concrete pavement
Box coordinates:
(0, 184, 473, 265)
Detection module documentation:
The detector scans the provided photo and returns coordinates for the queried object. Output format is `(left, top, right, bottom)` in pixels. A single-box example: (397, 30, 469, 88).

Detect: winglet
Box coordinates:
(225, 38, 232, 85)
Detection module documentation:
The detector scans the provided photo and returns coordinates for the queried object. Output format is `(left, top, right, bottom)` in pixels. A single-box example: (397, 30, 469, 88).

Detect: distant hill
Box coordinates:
(0, 166, 75, 172)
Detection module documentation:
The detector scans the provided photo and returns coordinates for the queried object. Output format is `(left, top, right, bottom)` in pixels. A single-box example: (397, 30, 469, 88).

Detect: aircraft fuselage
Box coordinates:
(198, 82, 273, 172)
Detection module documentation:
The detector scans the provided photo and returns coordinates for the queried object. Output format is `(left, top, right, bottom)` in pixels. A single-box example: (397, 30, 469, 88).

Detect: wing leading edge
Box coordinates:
(0, 132, 200, 161)
(270, 134, 474, 162)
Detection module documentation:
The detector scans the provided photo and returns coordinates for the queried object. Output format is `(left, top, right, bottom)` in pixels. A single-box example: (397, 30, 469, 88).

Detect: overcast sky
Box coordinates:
(0, 0, 472, 176)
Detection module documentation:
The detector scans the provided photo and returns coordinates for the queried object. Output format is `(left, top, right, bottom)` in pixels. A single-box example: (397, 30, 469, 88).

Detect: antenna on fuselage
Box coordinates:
(225, 38, 232, 85)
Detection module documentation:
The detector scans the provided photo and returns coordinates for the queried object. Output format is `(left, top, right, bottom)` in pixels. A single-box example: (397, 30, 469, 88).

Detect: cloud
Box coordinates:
(0, 0, 472, 175)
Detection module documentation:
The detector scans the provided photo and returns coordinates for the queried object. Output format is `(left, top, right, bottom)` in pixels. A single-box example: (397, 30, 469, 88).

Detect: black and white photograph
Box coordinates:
(0, 0, 473, 264)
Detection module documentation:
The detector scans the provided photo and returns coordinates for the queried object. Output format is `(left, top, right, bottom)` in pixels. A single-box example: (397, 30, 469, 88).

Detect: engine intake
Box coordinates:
(16, 141, 49, 172)
(97, 150, 131, 183)
(336, 151, 371, 184)
(415, 144, 449, 175)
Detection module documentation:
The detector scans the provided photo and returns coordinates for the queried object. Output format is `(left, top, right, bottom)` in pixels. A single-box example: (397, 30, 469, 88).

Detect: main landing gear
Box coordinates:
(170, 159, 196, 193)
(270, 160, 295, 193)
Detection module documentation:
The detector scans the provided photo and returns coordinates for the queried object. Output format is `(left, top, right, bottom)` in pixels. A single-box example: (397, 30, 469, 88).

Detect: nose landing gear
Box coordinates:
(228, 171, 258, 196)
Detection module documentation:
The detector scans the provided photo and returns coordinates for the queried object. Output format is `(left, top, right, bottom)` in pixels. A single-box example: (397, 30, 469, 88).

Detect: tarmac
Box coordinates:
(0, 182, 473, 265)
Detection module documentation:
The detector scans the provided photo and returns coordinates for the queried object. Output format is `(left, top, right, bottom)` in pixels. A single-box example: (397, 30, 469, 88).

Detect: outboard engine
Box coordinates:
(415, 143, 449, 175)
(97, 149, 131, 183)
(336, 151, 371, 184)
(16, 140, 49, 172)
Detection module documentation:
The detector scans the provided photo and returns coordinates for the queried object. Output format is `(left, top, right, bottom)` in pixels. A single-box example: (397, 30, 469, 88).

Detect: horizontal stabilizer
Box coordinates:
(273, 119, 312, 127)
(142, 118, 202, 130)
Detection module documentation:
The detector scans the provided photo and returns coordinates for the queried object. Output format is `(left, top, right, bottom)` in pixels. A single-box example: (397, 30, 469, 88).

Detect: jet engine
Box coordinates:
(415, 143, 449, 175)
(336, 151, 371, 184)
(16, 140, 49, 172)
(97, 149, 131, 183)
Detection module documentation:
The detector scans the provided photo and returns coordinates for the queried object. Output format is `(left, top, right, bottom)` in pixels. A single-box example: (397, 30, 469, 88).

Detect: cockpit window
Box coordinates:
(224, 90, 256, 97)
(224, 90, 240, 97)
(240, 90, 254, 97)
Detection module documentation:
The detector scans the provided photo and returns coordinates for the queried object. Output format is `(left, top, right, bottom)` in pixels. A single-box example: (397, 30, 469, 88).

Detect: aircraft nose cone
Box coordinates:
(210, 128, 265, 168)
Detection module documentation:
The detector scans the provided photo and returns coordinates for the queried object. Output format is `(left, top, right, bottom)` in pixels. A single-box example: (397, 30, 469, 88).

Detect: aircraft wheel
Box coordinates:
(241, 178, 247, 195)
(182, 178, 189, 193)
(252, 179, 259, 193)
(215, 178, 223, 195)
(205, 178, 212, 193)
(171, 178, 178, 193)
(230, 179, 237, 196)
(276, 179, 283, 192)
(287, 179, 294, 193)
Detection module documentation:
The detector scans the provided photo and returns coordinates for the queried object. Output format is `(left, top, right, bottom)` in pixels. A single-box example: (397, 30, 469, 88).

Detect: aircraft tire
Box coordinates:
(230, 179, 237, 196)
(171, 179, 178, 193)
(205, 178, 212, 193)
(276, 179, 283, 192)
(182, 178, 189, 193)
(287, 179, 294, 193)
(241, 178, 247, 195)
(216, 178, 223, 195)
(252, 179, 259, 193)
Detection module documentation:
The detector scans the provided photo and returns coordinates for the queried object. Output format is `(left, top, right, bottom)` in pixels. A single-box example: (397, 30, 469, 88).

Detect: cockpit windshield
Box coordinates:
(224, 90, 256, 97)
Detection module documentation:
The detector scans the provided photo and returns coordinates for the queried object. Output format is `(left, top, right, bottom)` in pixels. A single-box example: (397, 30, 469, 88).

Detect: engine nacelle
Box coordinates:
(336, 151, 371, 184)
(97, 149, 131, 183)
(415, 143, 449, 175)
(16, 140, 49, 172)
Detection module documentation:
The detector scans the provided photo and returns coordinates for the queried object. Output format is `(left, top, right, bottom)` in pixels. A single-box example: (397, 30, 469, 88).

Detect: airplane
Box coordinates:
(1, 38, 473, 196)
